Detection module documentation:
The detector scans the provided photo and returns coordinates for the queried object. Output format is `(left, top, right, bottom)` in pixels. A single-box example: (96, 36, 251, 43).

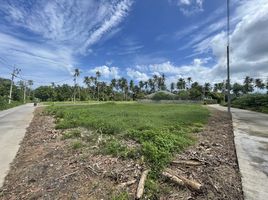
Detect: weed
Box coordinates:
(47, 103, 209, 174)
(111, 191, 129, 200)
(71, 140, 83, 149)
(62, 129, 81, 139)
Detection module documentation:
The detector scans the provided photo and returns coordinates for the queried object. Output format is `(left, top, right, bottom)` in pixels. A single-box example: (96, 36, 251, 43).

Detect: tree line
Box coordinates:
(1, 69, 268, 103)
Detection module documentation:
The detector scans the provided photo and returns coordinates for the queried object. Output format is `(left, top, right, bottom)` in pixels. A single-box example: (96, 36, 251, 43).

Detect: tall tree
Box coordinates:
(204, 82, 211, 97)
(243, 76, 254, 94)
(177, 78, 186, 91)
(187, 77, 192, 90)
(170, 82, 175, 93)
(73, 68, 80, 102)
(232, 83, 243, 96)
(96, 71, 101, 101)
(255, 78, 265, 90)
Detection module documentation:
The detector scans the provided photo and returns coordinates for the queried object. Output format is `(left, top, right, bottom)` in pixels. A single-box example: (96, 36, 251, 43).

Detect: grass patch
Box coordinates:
(71, 140, 83, 149)
(0, 100, 23, 111)
(47, 103, 209, 174)
(62, 129, 81, 139)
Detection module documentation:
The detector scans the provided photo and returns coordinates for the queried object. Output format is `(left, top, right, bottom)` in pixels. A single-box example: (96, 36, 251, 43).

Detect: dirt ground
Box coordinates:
(0, 107, 243, 200)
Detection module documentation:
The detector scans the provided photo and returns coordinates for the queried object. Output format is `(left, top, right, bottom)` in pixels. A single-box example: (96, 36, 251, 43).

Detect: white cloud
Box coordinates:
(0, 0, 133, 54)
(126, 68, 149, 81)
(82, 0, 133, 52)
(193, 0, 268, 81)
(0, 0, 133, 84)
(176, 0, 204, 16)
(89, 65, 120, 80)
(0, 32, 75, 79)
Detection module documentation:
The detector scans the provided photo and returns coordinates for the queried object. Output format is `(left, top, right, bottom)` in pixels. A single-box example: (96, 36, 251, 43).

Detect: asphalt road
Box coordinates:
(0, 104, 35, 188)
(209, 105, 268, 200)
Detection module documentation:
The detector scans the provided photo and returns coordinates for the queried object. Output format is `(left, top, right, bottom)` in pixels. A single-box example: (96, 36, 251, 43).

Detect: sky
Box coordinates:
(0, 0, 268, 87)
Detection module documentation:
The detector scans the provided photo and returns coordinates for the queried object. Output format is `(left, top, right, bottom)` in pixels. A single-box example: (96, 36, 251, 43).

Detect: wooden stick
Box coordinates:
(162, 170, 202, 191)
(176, 174, 202, 190)
(118, 179, 136, 188)
(136, 169, 150, 199)
(171, 159, 202, 166)
(162, 171, 185, 186)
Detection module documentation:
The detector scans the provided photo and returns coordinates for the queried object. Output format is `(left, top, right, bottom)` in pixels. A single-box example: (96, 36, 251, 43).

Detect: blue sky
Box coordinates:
(0, 0, 268, 87)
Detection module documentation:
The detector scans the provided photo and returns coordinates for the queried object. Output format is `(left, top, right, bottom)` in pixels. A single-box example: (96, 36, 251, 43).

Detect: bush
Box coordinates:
(151, 92, 174, 100)
(0, 96, 23, 111)
(231, 94, 268, 113)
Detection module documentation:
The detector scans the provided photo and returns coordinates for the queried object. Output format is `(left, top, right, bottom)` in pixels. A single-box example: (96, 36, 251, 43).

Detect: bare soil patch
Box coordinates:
(0, 107, 243, 199)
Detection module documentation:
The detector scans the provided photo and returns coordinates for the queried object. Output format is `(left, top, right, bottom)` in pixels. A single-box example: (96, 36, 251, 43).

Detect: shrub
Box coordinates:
(231, 94, 268, 113)
(151, 92, 174, 100)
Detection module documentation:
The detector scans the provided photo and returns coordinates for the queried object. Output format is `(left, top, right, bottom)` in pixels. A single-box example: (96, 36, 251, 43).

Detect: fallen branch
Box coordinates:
(171, 159, 202, 166)
(176, 174, 202, 190)
(58, 170, 78, 180)
(162, 170, 202, 191)
(162, 171, 184, 186)
(117, 179, 136, 188)
(136, 169, 150, 199)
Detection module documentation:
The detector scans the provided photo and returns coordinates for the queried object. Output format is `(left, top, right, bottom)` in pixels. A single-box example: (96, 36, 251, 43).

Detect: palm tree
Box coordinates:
(187, 77, 192, 90)
(96, 71, 101, 101)
(144, 81, 148, 92)
(129, 80, 135, 100)
(177, 78, 186, 91)
(148, 78, 154, 92)
(153, 75, 159, 91)
(73, 68, 80, 102)
(243, 76, 254, 94)
(111, 78, 117, 90)
(28, 80, 33, 100)
(170, 82, 175, 93)
(204, 82, 211, 97)
(139, 81, 144, 91)
(255, 78, 265, 90)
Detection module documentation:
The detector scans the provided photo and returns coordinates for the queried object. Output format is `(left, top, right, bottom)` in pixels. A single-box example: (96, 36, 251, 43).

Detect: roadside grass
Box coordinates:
(0, 101, 24, 111)
(42, 100, 136, 106)
(46, 103, 209, 174)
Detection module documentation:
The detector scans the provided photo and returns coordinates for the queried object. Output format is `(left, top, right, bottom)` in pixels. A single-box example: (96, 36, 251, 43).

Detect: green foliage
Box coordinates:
(62, 129, 81, 139)
(111, 191, 129, 200)
(144, 177, 160, 199)
(71, 140, 83, 149)
(101, 138, 140, 159)
(47, 103, 209, 174)
(151, 92, 174, 100)
(232, 94, 268, 113)
(0, 96, 23, 111)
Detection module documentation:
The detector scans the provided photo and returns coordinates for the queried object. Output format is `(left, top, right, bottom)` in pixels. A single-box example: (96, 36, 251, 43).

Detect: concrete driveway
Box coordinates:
(209, 105, 268, 200)
(0, 104, 35, 187)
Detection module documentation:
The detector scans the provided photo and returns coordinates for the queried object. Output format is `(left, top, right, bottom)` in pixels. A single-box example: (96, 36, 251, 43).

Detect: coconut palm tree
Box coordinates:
(187, 77, 192, 90)
(243, 76, 254, 94)
(73, 68, 80, 102)
(148, 78, 154, 92)
(255, 78, 265, 90)
(96, 71, 101, 101)
(170, 82, 175, 93)
(177, 78, 186, 91)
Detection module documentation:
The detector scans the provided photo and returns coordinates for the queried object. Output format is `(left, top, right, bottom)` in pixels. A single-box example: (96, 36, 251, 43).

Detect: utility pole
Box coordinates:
(8, 67, 21, 104)
(23, 81, 27, 103)
(226, 0, 231, 113)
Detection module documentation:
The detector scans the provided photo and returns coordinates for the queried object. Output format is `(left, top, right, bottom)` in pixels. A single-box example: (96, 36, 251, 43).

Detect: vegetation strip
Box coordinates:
(46, 103, 209, 175)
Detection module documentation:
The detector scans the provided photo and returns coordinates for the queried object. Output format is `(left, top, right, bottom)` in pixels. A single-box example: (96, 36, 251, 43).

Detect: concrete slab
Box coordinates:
(0, 104, 35, 188)
(208, 105, 268, 200)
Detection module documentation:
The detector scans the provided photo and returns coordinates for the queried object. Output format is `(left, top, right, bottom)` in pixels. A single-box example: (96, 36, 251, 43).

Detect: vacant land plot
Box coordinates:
(0, 103, 242, 199)
(47, 103, 209, 172)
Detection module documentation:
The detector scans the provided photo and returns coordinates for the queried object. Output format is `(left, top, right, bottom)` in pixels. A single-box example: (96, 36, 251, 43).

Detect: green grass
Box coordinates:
(0, 101, 24, 111)
(46, 103, 209, 173)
